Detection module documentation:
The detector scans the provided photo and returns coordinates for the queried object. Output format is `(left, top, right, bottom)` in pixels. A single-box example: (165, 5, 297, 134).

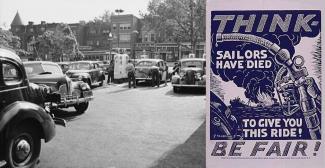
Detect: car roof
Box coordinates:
(180, 58, 205, 62)
(23, 61, 60, 66)
(70, 61, 94, 64)
(0, 48, 21, 63)
(138, 59, 163, 62)
(57, 62, 70, 64)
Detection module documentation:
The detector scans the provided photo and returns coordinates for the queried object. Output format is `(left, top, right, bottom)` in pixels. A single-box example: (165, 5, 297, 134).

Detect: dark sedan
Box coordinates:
(66, 61, 105, 87)
(23, 61, 93, 113)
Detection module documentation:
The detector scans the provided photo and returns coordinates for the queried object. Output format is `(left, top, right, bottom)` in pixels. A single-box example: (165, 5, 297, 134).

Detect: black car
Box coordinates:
(135, 59, 166, 84)
(171, 58, 206, 93)
(24, 61, 93, 113)
(0, 48, 64, 168)
(66, 61, 105, 87)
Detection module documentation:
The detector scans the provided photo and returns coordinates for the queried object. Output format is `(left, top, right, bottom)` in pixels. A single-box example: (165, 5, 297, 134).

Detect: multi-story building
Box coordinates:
(110, 14, 140, 54)
(135, 23, 205, 61)
(9, 12, 204, 62)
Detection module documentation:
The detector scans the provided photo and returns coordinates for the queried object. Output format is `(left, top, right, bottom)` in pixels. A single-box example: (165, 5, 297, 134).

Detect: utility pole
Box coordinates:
(190, 0, 195, 55)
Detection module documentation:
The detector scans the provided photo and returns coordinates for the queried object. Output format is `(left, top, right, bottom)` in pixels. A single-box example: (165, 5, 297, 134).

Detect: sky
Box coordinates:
(0, 0, 151, 29)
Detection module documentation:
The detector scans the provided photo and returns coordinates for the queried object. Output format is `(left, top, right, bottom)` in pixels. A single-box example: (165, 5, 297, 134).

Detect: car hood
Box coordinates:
(28, 74, 67, 84)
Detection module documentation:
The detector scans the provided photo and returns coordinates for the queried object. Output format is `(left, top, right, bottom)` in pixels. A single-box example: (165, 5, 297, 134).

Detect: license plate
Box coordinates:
(83, 91, 93, 97)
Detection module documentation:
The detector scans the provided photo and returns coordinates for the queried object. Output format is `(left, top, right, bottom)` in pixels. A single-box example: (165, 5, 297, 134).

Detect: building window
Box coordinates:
(150, 34, 155, 42)
(113, 24, 117, 30)
(87, 40, 93, 45)
(119, 34, 131, 41)
(90, 29, 96, 34)
(120, 23, 131, 30)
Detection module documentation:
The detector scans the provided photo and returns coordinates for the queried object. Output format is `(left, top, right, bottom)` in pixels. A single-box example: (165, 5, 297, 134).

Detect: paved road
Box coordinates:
(39, 82, 205, 168)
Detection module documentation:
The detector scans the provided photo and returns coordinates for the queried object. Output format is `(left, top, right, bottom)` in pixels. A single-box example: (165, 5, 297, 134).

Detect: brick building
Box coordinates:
(9, 12, 204, 62)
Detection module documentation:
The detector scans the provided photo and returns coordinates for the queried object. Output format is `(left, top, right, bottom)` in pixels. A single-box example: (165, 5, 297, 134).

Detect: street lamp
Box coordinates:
(132, 30, 139, 61)
(115, 9, 124, 51)
(115, 9, 124, 15)
(103, 30, 113, 61)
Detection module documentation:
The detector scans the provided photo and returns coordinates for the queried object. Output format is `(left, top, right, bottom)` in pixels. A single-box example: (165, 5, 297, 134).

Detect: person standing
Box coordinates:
(107, 59, 114, 84)
(162, 63, 168, 86)
(151, 68, 160, 87)
(126, 60, 136, 88)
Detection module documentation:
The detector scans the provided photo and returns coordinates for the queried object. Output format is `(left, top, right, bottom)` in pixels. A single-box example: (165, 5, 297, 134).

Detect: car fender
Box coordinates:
(0, 101, 55, 142)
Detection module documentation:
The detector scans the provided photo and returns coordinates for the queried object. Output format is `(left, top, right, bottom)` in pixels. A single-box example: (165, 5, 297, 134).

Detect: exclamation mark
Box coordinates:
(313, 141, 321, 156)
(298, 128, 302, 137)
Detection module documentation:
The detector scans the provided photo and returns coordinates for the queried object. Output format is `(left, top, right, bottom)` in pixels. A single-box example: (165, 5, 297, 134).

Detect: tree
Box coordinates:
(143, 0, 206, 53)
(35, 23, 80, 61)
(0, 28, 27, 55)
(94, 10, 114, 24)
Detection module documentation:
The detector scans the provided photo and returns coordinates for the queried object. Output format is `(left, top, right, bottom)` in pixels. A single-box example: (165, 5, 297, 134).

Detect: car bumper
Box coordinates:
(56, 91, 94, 108)
(172, 84, 206, 88)
(136, 77, 152, 80)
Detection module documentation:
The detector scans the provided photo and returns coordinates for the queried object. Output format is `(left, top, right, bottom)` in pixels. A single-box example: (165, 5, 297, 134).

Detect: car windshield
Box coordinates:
(24, 63, 63, 77)
(136, 61, 156, 67)
(181, 61, 204, 69)
(69, 62, 91, 70)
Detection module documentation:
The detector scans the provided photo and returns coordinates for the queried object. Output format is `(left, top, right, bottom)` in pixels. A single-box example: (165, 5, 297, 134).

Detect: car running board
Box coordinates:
(53, 117, 67, 127)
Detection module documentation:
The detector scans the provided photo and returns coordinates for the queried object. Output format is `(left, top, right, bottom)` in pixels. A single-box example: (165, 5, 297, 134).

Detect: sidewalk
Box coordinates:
(150, 121, 206, 168)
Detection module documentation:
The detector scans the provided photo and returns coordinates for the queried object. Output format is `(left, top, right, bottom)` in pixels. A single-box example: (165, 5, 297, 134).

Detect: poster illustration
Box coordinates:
(207, 4, 324, 167)
(210, 10, 321, 141)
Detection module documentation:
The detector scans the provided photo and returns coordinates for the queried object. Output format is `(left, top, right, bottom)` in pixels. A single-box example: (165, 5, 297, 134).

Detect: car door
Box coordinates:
(94, 63, 101, 82)
(0, 59, 28, 109)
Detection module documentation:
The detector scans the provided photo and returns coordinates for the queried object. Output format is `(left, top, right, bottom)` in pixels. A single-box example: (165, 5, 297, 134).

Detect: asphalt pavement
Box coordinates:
(39, 82, 206, 168)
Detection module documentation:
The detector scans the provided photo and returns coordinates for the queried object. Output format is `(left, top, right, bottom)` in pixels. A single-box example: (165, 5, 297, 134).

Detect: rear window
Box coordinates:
(24, 63, 63, 77)
(69, 62, 91, 70)
(137, 61, 155, 67)
(181, 61, 204, 68)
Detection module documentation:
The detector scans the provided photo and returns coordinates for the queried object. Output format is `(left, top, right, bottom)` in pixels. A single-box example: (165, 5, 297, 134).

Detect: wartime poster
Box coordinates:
(206, 0, 325, 168)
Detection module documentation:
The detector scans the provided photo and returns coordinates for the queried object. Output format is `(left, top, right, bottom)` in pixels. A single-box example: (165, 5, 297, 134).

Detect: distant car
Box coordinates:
(171, 58, 206, 93)
(135, 59, 166, 84)
(24, 61, 93, 113)
(57, 62, 70, 73)
(66, 61, 106, 87)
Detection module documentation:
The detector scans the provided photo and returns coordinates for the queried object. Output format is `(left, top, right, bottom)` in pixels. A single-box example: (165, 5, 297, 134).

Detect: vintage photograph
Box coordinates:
(0, 0, 206, 167)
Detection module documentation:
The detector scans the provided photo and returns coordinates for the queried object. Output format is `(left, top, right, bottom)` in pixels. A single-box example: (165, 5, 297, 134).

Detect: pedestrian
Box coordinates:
(126, 60, 136, 88)
(107, 59, 114, 84)
(162, 63, 168, 86)
(172, 62, 180, 75)
(151, 68, 160, 87)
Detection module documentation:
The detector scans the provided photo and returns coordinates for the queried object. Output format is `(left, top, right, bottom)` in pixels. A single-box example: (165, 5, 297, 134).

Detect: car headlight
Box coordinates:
(80, 83, 90, 91)
(179, 72, 185, 77)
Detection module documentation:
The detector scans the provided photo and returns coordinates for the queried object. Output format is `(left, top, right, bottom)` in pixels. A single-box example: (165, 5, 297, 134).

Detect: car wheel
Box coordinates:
(74, 102, 89, 114)
(173, 86, 180, 93)
(5, 123, 41, 168)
